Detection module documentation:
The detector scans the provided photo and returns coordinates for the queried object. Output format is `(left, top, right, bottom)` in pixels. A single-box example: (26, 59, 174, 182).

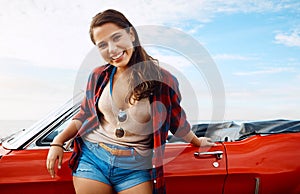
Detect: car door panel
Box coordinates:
(224, 133, 300, 194)
(0, 149, 74, 194)
(164, 143, 227, 194)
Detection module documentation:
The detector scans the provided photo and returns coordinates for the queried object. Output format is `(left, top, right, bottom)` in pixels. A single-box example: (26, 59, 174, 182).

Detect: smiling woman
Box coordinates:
(46, 9, 215, 194)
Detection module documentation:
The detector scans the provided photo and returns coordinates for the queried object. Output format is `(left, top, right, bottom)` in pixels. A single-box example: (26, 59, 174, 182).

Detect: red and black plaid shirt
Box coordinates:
(69, 64, 191, 194)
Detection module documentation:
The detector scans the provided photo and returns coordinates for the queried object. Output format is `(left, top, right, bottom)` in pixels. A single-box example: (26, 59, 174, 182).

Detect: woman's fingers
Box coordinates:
(199, 137, 217, 146)
(206, 137, 216, 146)
(46, 147, 64, 178)
(46, 156, 56, 178)
(58, 154, 63, 170)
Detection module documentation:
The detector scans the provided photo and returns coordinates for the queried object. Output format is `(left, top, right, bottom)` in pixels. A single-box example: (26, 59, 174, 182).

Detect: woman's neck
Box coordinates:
(114, 66, 131, 78)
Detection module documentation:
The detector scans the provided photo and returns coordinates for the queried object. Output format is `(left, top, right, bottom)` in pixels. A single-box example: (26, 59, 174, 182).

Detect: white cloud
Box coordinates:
(213, 54, 258, 61)
(0, 0, 298, 70)
(0, 74, 74, 120)
(274, 31, 300, 47)
(0, 1, 93, 70)
(0, 57, 76, 120)
(234, 67, 295, 76)
(224, 85, 300, 120)
(218, 0, 300, 13)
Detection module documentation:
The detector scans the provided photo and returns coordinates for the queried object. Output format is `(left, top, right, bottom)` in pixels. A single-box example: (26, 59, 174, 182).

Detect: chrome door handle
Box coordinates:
(194, 150, 223, 160)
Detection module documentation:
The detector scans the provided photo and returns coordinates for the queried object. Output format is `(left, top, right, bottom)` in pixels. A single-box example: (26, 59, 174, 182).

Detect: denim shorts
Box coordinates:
(72, 140, 152, 192)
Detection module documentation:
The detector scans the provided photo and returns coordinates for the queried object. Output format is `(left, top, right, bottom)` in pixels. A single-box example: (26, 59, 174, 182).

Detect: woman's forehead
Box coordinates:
(93, 23, 127, 44)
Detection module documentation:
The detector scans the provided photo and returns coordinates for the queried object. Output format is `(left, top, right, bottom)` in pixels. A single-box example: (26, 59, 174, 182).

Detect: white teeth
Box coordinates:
(111, 52, 124, 60)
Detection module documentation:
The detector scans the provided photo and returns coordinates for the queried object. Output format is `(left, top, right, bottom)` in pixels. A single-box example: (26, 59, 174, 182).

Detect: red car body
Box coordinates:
(1, 98, 300, 194)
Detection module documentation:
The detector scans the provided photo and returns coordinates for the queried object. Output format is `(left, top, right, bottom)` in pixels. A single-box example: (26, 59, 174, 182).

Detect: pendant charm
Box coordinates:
(118, 110, 127, 122)
(115, 127, 125, 138)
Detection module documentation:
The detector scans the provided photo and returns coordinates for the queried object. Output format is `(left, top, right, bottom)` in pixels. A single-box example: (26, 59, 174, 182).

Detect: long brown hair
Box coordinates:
(90, 9, 162, 104)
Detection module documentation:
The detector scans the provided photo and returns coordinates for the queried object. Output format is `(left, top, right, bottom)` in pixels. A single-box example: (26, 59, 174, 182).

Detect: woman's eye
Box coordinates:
(113, 35, 121, 41)
(98, 42, 107, 49)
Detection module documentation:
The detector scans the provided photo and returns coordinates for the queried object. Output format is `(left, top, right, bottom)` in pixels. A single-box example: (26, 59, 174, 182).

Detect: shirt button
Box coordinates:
(154, 180, 157, 184)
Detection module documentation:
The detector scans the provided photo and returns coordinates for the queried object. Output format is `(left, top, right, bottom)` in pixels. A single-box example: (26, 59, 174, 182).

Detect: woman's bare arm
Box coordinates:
(46, 119, 82, 178)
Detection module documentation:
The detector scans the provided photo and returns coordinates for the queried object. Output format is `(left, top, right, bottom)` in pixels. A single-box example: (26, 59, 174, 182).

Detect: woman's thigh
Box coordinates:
(118, 180, 152, 194)
(73, 176, 114, 194)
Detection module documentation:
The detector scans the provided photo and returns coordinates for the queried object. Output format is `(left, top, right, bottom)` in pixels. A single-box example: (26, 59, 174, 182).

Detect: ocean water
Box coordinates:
(0, 120, 36, 138)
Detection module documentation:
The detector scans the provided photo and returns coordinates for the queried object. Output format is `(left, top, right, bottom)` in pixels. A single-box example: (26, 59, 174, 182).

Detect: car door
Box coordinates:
(0, 111, 76, 194)
(0, 149, 74, 194)
(164, 142, 227, 194)
(223, 133, 300, 194)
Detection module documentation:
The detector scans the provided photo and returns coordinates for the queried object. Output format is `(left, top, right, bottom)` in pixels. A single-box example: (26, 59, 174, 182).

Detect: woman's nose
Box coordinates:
(108, 42, 117, 53)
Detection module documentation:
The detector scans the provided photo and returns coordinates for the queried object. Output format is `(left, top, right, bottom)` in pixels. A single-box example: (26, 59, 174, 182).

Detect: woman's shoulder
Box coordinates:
(88, 64, 114, 79)
(91, 64, 111, 75)
(159, 66, 179, 85)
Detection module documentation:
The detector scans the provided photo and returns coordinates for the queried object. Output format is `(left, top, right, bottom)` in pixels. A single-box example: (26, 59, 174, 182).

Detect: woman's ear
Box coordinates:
(129, 27, 136, 42)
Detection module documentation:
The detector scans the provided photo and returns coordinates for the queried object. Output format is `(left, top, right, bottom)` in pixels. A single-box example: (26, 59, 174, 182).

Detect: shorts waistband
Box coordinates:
(99, 142, 137, 156)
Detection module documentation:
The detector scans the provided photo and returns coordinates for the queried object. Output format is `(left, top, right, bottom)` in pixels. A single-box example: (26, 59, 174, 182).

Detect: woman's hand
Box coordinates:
(45, 120, 81, 178)
(183, 131, 216, 147)
(198, 137, 216, 147)
(46, 145, 64, 178)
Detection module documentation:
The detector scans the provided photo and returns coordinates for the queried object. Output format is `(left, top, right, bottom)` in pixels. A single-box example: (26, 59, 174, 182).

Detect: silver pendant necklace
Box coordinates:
(110, 67, 127, 138)
(115, 110, 127, 138)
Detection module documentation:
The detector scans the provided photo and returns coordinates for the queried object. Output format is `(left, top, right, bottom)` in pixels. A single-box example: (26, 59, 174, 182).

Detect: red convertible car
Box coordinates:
(1, 95, 300, 194)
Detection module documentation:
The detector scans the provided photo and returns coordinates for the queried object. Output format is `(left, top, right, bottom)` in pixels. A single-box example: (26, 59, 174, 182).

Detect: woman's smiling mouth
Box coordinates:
(111, 51, 125, 61)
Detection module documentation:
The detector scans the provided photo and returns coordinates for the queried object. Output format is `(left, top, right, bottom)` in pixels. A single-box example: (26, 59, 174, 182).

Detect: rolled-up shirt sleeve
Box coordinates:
(73, 95, 90, 123)
(72, 70, 97, 125)
(168, 75, 192, 138)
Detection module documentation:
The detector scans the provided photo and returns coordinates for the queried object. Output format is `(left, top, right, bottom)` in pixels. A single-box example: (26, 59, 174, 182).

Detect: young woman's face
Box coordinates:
(93, 23, 135, 69)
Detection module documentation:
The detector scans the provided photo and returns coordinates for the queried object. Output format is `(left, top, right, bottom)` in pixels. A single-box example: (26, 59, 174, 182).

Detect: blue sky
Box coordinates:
(0, 0, 299, 122)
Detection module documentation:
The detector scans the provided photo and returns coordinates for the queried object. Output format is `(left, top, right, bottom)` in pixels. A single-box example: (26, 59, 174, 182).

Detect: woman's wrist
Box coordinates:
(182, 131, 195, 143)
(192, 136, 201, 147)
(189, 132, 202, 147)
(51, 136, 66, 148)
(50, 143, 66, 151)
